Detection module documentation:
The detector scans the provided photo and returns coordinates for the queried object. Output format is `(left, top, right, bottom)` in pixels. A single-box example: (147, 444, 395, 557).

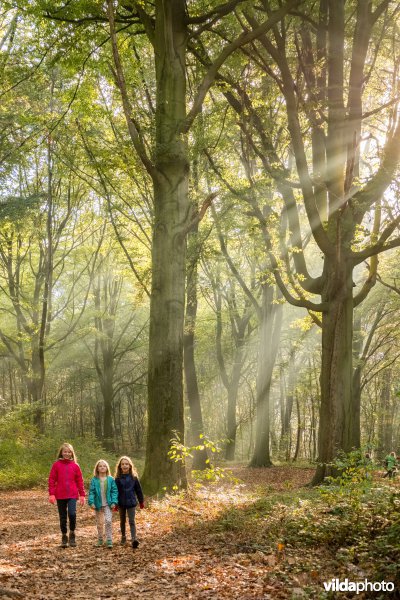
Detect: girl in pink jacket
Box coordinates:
(48, 443, 86, 548)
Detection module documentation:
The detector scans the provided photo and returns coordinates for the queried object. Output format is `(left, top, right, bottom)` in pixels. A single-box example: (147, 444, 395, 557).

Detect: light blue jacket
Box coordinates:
(88, 475, 118, 510)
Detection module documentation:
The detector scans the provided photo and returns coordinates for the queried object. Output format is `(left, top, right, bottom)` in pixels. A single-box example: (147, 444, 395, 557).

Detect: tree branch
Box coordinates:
(211, 205, 262, 320)
(107, 0, 158, 181)
(243, 8, 332, 257)
(186, 0, 247, 25)
(180, 0, 302, 134)
(352, 215, 400, 264)
(351, 119, 400, 223)
(183, 193, 217, 236)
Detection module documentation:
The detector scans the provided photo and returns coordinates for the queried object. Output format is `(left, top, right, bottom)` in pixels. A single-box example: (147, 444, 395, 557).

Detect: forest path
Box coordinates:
(0, 467, 314, 599)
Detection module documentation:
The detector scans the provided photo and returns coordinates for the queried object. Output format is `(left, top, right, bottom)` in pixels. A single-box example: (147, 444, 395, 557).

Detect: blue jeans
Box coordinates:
(57, 499, 77, 533)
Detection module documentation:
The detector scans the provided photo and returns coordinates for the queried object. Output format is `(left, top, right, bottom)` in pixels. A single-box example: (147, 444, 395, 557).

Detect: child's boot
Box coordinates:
(121, 535, 126, 545)
(61, 534, 68, 548)
(106, 539, 113, 549)
(132, 539, 139, 549)
(96, 538, 103, 547)
(69, 531, 76, 547)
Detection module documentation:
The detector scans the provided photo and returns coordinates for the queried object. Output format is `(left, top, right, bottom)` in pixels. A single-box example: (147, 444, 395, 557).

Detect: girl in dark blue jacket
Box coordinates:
(114, 456, 144, 548)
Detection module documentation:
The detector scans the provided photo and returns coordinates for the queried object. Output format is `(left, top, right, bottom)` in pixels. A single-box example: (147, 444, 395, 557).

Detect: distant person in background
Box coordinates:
(48, 442, 86, 547)
(88, 459, 118, 548)
(363, 452, 373, 479)
(114, 456, 144, 549)
(383, 451, 398, 479)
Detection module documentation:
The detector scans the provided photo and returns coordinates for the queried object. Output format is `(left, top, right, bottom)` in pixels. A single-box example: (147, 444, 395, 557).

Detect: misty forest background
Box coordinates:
(0, 0, 400, 495)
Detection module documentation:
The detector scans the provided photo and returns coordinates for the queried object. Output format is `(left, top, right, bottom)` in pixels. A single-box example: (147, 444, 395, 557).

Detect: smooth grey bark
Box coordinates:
(312, 258, 355, 481)
(212, 277, 251, 462)
(183, 223, 208, 470)
(292, 394, 302, 462)
(93, 271, 123, 450)
(377, 369, 394, 459)
(280, 361, 295, 461)
(250, 284, 283, 467)
(141, 0, 189, 494)
(225, 338, 247, 461)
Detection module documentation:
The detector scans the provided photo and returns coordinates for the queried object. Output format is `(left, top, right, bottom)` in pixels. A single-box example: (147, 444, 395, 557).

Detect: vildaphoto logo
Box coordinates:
(323, 578, 395, 594)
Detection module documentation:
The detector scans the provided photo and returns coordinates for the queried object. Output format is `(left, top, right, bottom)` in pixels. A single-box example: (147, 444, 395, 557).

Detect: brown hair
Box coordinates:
(115, 456, 137, 478)
(56, 442, 77, 462)
(93, 459, 111, 477)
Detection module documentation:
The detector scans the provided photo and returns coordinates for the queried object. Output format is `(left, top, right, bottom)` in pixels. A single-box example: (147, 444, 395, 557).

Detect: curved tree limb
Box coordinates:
(107, 0, 158, 182)
(181, 0, 302, 135)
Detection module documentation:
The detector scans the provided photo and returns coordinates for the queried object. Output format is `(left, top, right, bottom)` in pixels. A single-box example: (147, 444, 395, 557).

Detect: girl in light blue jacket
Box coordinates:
(88, 459, 118, 548)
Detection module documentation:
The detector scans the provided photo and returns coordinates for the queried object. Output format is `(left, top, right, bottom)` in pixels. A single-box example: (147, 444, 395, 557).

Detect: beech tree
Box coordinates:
(34, 0, 299, 492)
(206, 0, 400, 481)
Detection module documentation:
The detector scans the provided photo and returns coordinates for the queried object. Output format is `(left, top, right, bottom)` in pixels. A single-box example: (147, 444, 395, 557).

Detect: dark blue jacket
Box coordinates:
(115, 474, 144, 508)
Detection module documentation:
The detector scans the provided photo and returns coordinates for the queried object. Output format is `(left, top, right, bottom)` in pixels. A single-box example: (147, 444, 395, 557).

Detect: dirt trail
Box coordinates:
(0, 467, 313, 599)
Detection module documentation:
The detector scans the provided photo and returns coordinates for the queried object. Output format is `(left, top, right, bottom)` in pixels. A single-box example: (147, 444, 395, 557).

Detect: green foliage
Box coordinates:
(0, 194, 44, 221)
(0, 406, 119, 489)
(168, 432, 239, 487)
(320, 448, 375, 509)
(206, 480, 400, 590)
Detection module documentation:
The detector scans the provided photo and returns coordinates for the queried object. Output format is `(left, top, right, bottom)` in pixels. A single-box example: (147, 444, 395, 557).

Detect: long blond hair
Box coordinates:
(56, 442, 77, 462)
(93, 459, 111, 477)
(115, 456, 137, 478)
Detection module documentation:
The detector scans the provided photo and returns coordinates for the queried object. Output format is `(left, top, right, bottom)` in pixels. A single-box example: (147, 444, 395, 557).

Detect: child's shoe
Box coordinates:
(96, 538, 103, 547)
(69, 532, 76, 547)
(121, 535, 126, 545)
(132, 539, 139, 549)
(106, 539, 113, 549)
(61, 534, 68, 548)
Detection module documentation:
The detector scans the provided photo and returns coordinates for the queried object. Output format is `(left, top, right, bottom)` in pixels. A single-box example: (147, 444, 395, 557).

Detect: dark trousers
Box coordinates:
(383, 468, 396, 479)
(57, 499, 77, 534)
(119, 506, 136, 540)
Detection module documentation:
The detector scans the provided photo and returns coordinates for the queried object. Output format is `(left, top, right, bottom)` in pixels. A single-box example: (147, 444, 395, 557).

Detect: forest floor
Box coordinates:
(0, 466, 399, 600)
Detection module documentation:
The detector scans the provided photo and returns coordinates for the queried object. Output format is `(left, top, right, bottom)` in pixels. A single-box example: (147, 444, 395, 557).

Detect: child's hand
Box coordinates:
(79, 496, 85, 506)
(110, 504, 115, 509)
(139, 502, 145, 509)
(112, 505, 119, 512)
(49, 495, 56, 504)
(89, 505, 95, 510)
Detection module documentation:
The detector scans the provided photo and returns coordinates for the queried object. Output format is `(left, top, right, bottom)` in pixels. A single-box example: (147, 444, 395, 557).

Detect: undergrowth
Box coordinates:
(0, 406, 123, 489)
(201, 450, 400, 596)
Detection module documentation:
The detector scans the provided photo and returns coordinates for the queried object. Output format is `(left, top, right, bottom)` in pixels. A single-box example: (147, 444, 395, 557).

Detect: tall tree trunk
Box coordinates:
(183, 224, 208, 470)
(79, 374, 84, 438)
(378, 370, 393, 459)
(30, 115, 55, 432)
(8, 363, 14, 408)
(28, 343, 45, 430)
(312, 259, 355, 483)
(101, 347, 114, 450)
(293, 395, 302, 462)
(280, 360, 295, 461)
(142, 0, 188, 494)
(93, 272, 120, 452)
(250, 285, 282, 467)
(352, 311, 365, 449)
(310, 396, 317, 462)
(225, 344, 244, 460)
(94, 397, 102, 440)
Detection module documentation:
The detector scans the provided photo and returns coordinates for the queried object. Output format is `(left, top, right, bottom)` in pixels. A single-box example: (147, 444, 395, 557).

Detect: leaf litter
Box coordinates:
(0, 466, 398, 599)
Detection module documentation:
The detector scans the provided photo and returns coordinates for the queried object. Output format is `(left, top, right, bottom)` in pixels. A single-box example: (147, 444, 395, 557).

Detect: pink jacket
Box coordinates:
(48, 459, 86, 500)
